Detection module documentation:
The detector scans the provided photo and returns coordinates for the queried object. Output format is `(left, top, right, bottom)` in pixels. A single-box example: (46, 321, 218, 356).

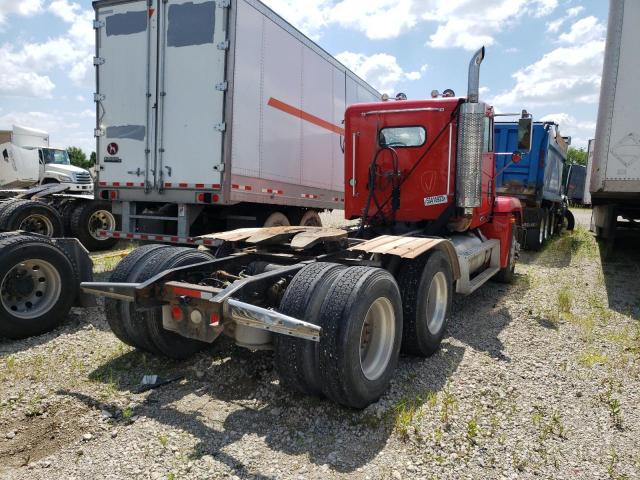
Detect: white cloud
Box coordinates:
(491, 16, 606, 112)
(558, 16, 605, 44)
(264, 0, 559, 48)
(336, 51, 421, 94)
(0, 0, 43, 24)
(419, 63, 429, 73)
(546, 5, 585, 33)
(0, 0, 94, 97)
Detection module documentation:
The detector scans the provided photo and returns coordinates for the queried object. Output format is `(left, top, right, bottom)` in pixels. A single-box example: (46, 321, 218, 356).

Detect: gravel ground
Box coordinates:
(0, 215, 638, 480)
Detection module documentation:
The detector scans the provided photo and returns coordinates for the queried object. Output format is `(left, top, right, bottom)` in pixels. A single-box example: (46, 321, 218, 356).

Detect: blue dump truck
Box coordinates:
(495, 122, 574, 250)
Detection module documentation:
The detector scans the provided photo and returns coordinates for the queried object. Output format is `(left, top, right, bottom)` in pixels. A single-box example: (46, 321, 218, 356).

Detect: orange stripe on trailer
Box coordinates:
(267, 97, 345, 136)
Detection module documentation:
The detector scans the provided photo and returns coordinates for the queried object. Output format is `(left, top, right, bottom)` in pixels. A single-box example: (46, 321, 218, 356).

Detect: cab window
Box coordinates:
(379, 126, 426, 148)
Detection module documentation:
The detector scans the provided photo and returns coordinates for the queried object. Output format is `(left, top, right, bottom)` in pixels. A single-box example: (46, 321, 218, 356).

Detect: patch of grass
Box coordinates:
(578, 349, 609, 368)
(393, 392, 434, 440)
(557, 288, 572, 315)
(5, 355, 15, 371)
(167, 473, 176, 480)
(601, 379, 623, 430)
(122, 406, 133, 420)
(439, 383, 457, 429)
(532, 406, 566, 441)
(158, 435, 169, 447)
(466, 417, 479, 443)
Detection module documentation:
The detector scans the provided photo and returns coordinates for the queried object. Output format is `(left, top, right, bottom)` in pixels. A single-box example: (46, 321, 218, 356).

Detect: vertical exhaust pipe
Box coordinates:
(467, 47, 485, 103)
(456, 46, 486, 213)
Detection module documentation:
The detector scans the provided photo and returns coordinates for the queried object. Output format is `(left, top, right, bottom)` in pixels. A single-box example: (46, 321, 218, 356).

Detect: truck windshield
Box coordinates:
(40, 148, 71, 165)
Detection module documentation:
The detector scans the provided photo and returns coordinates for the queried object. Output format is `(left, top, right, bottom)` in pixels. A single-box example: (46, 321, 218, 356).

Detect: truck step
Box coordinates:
(463, 266, 500, 295)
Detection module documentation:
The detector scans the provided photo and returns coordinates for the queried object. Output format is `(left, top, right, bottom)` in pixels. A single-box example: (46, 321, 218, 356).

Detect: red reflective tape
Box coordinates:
(179, 183, 188, 188)
(267, 97, 345, 136)
(113, 232, 121, 238)
(203, 239, 213, 246)
(112, 182, 120, 187)
(244, 185, 252, 191)
(195, 183, 205, 189)
(170, 236, 179, 242)
(126, 182, 134, 187)
(165, 182, 172, 187)
(126, 233, 134, 239)
(231, 184, 239, 189)
(212, 184, 221, 189)
(172, 286, 202, 299)
(154, 235, 164, 241)
(99, 181, 107, 187)
(140, 234, 148, 240)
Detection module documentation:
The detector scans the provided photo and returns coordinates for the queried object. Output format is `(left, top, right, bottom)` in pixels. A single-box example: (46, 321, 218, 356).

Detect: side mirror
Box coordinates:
(517, 117, 533, 152)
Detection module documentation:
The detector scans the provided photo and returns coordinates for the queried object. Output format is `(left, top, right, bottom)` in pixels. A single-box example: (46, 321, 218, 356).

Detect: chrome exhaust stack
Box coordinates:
(456, 47, 487, 213)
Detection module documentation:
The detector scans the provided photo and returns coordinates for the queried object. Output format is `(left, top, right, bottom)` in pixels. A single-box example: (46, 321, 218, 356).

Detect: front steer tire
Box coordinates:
(318, 266, 403, 409)
(274, 262, 345, 396)
(0, 234, 77, 339)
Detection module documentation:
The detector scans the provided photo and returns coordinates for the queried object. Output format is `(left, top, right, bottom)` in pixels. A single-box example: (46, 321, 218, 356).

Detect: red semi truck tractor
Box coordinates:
(82, 48, 529, 408)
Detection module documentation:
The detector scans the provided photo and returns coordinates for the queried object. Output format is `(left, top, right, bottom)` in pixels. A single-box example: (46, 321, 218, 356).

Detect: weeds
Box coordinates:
(557, 288, 572, 315)
(440, 383, 457, 429)
(532, 406, 566, 441)
(122, 406, 133, 420)
(601, 379, 623, 430)
(158, 435, 169, 447)
(466, 417, 479, 443)
(578, 349, 609, 368)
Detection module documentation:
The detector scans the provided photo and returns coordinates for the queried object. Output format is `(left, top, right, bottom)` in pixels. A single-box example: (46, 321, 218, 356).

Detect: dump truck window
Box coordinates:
(379, 126, 426, 148)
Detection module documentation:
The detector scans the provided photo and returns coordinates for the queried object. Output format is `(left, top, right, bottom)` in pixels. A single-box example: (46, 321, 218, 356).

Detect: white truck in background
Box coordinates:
(0, 125, 94, 194)
(0, 126, 119, 251)
(589, 0, 640, 239)
(92, 0, 380, 244)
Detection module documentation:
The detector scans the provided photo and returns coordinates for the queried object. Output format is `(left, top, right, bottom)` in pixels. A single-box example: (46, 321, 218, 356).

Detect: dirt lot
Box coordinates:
(0, 212, 638, 479)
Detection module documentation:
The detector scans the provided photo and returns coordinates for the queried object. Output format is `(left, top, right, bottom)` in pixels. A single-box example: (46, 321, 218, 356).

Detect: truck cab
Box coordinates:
(38, 147, 94, 194)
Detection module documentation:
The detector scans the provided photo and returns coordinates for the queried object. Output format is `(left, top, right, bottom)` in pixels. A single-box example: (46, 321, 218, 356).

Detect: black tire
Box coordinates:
(565, 210, 575, 231)
(105, 244, 169, 347)
(397, 250, 453, 357)
(274, 262, 345, 395)
(0, 234, 77, 339)
(0, 199, 63, 237)
(318, 266, 402, 409)
(262, 211, 290, 227)
(494, 226, 517, 284)
(139, 247, 214, 359)
(59, 201, 77, 236)
(69, 201, 119, 251)
(299, 210, 322, 227)
(525, 215, 544, 251)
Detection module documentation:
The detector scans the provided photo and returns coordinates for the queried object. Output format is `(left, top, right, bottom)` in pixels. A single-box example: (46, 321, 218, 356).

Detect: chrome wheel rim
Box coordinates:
(1, 259, 61, 319)
(88, 209, 117, 240)
(426, 271, 448, 335)
(19, 214, 54, 237)
(359, 297, 395, 381)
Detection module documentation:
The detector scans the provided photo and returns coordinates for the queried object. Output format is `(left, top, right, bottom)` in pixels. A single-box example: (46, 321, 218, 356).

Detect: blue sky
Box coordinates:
(0, 0, 608, 152)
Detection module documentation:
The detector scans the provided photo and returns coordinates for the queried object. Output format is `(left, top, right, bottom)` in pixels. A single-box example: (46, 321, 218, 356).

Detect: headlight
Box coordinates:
(58, 174, 73, 182)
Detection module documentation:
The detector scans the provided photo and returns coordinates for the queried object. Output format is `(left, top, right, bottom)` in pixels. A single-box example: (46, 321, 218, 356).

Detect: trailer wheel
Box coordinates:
(0, 200, 63, 237)
(262, 211, 290, 227)
(299, 210, 322, 227)
(0, 234, 77, 339)
(105, 244, 169, 347)
(397, 250, 453, 357)
(318, 266, 402, 409)
(69, 201, 118, 251)
(139, 247, 214, 359)
(564, 210, 575, 231)
(274, 262, 345, 395)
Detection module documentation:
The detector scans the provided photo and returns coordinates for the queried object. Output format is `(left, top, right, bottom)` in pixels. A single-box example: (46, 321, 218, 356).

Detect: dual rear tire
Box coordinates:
(275, 250, 454, 408)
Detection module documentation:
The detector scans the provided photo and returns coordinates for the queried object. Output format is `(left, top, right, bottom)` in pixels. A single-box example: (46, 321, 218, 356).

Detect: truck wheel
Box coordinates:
(318, 266, 402, 409)
(274, 262, 344, 395)
(525, 215, 544, 251)
(139, 247, 214, 359)
(0, 199, 63, 237)
(565, 210, 575, 231)
(105, 244, 169, 347)
(299, 210, 322, 227)
(262, 212, 290, 227)
(0, 235, 77, 339)
(397, 250, 453, 357)
(69, 201, 118, 251)
(494, 226, 517, 284)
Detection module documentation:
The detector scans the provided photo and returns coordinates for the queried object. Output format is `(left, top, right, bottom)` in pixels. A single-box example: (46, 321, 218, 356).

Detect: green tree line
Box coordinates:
(66, 147, 96, 169)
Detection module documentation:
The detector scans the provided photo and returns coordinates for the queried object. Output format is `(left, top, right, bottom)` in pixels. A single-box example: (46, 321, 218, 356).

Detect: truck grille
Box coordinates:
(75, 172, 93, 184)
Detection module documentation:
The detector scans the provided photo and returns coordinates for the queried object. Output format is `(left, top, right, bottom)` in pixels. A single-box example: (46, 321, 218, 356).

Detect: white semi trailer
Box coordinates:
(92, 0, 380, 243)
(590, 0, 640, 239)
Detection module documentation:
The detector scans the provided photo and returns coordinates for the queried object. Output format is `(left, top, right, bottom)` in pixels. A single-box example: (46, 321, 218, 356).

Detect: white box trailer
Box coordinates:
(93, 0, 380, 242)
(590, 0, 640, 238)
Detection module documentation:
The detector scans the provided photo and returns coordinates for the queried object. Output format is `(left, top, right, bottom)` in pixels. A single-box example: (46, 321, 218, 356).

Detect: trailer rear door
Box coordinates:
(95, 0, 156, 188)
(155, 0, 226, 190)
